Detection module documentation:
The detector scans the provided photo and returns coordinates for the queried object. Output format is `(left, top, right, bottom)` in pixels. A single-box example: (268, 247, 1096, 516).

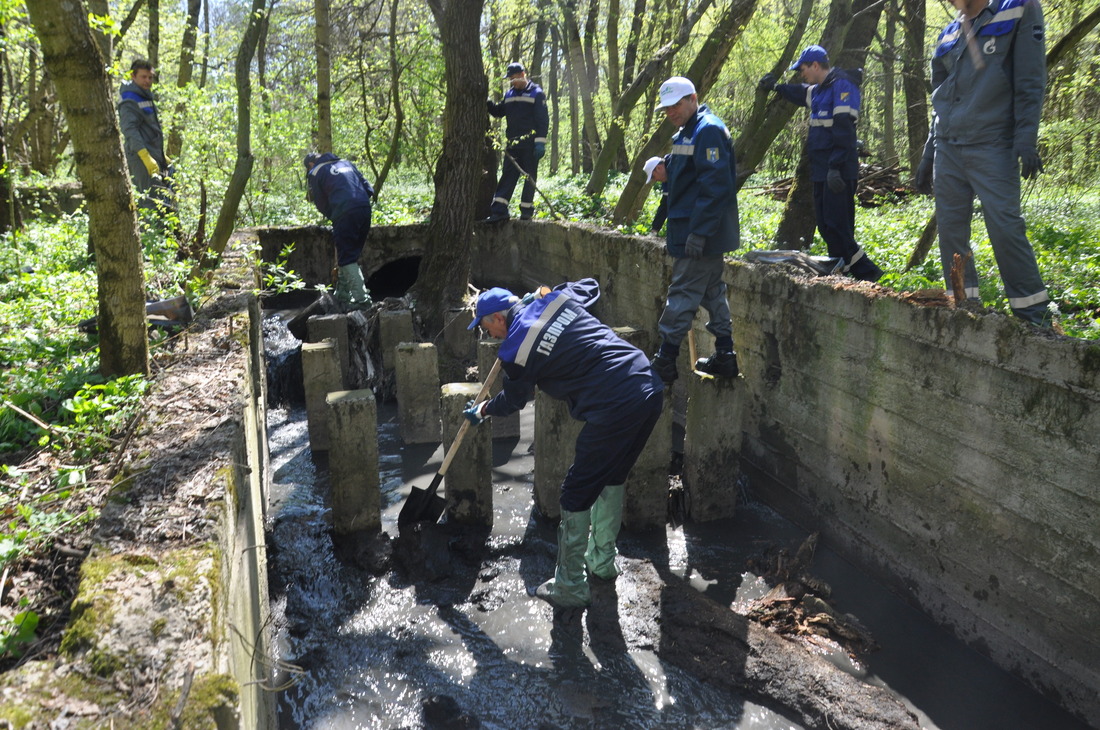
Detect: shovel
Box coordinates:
(398, 358, 503, 527)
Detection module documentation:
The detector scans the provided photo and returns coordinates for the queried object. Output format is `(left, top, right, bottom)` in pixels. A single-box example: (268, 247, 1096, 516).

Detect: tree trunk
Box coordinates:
(147, 0, 159, 68)
(314, 0, 333, 152)
(560, 0, 599, 172)
(881, 6, 897, 166)
(166, 0, 200, 159)
(0, 44, 22, 233)
(549, 28, 561, 175)
(901, 0, 927, 176)
(363, 0, 405, 196)
(25, 0, 148, 377)
(86, 0, 113, 59)
(414, 0, 487, 335)
(194, 0, 266, 275)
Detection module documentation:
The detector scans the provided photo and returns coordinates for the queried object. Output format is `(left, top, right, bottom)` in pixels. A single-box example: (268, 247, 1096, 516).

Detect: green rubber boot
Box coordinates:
(534, 508, 592, 608)
(335, 263, 372, 309)
(585, 484, 624, 580)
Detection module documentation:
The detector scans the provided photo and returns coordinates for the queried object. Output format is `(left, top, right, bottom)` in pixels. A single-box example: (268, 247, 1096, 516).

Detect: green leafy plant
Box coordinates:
(0, 605, 40, 660)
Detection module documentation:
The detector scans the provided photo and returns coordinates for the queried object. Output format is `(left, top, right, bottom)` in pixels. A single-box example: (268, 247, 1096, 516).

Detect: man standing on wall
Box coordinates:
(915, 0, 1052, 327)
(649, 77, 740, 384)
(304, 152, 374, 309)
(118, 59, 173, 216)
(485, 62, 549, 223)
(464, 280, 663, 610)
(759, 45, 883, 283)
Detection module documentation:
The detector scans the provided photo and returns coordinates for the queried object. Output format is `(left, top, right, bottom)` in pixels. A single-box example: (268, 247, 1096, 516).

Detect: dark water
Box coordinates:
(264, 399, 1090, 730)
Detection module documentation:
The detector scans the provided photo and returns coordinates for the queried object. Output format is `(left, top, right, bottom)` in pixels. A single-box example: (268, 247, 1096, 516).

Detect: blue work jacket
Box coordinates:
(482, 279, 662, 426)
(665, 104, 740, 257)
(487, 81, 549, 145)
(307, 153, 374, 222)
(775, 69, 861, 181)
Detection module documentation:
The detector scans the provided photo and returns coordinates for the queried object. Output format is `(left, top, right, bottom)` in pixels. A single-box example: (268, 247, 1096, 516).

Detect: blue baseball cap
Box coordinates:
(790, 45, 829, 71)
(504, 62, 526, 79)
(468, 287, 519, 330)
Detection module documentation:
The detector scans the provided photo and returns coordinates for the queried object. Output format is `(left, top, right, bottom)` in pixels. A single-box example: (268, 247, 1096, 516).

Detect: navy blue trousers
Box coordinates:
(559, 388, 663, 512)
(332, 204, 372, 267)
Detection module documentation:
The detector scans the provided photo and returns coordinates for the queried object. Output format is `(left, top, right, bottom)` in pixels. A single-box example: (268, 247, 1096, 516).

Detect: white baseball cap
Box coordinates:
(643, 156, 664, 184)
(656, 77, 696, 109)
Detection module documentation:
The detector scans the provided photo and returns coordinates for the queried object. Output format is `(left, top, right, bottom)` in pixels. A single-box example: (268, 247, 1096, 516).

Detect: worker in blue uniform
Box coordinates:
(649, 77, 740, 384)
(915, 0, 1052, 327)
(464, 280, 664, 609)
(759, 46, 883, 283)
(304, 152, 374, 308)
(643, 155, 669, 233)
(485, 62, 550, 222)
(118, 58, 174, 217)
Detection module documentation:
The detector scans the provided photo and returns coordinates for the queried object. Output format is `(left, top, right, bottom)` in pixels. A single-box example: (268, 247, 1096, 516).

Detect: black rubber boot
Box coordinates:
(650, 353, 678, 383)
(694, 351, 738, 378)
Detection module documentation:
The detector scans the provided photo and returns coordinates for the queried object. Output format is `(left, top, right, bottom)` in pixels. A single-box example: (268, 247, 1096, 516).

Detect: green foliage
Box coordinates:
(258, 243, 308, 296)
(0, 605, 39, 660)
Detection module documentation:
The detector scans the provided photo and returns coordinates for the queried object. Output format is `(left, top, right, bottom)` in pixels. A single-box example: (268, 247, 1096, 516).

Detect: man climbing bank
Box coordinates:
(485, 62, 549, 222)
(464, 280, 664, 610)
(304, 152, 374, 309)
(759, 45, 884, 282)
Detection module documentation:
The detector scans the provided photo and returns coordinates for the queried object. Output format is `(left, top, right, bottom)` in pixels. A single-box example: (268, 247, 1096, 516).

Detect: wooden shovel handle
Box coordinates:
(438, 358, 503, 477)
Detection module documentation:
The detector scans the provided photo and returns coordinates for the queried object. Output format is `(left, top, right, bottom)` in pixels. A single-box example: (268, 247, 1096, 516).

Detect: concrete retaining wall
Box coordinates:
(260, 222, 1100, 725)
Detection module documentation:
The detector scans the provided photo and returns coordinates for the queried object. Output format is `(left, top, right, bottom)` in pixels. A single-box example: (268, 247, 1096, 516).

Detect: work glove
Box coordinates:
(1016, 146, 1043, 180)
(757, 73, 776, 92)
(826, 169, 845, 194)
(137, 148, 159, 177)
(685, 233, 706, 259)
(534, 141, 546, 159)
(915, 156, 934, 195)
(463, 400, 488, 426)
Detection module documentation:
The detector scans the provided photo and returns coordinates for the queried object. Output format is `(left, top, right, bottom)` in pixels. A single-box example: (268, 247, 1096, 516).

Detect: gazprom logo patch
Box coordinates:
(706, 148, 720, 162)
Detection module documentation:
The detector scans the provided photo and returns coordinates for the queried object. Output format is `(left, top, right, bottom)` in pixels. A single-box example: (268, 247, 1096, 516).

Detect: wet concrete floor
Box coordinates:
(264, 398, 1090, 730)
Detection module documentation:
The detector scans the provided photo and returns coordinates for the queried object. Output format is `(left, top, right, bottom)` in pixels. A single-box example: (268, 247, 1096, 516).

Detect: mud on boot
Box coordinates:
(532, 578, 591, 608)
(695, 350, 738, 378)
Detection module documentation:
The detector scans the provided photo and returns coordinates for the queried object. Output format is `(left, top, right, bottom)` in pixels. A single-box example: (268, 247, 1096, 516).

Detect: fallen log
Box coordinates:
(616, 560, 921, 730)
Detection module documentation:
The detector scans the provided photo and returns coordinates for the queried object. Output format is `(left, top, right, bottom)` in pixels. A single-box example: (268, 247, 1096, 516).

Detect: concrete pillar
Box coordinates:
(682, 372, 745, 521)
(325, 389, 380, 533)
(301, 339, 342, 451)
(533, 390, 582, 520)
(442, 308, 475, 361)
(477, 340, 518, 439)
(395, 343, 441, 444)
(623, 395, 673, 530)
(307, 314, 349, 388)
(378, 308, 414, 371)
(441, 383, 493, 527)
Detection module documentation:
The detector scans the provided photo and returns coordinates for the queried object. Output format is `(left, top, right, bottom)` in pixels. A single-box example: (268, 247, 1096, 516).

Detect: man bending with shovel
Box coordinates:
(464, 280, 664, 609)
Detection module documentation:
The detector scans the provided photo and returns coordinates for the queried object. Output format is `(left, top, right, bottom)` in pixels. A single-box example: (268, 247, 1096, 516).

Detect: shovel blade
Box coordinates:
(398, 473, 447, 527)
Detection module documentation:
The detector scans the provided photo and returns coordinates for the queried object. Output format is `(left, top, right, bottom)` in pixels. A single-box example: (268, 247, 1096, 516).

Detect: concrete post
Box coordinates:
(442, 308, 475, 361)
(307, 314, 349, 388)
(533, 389, 582, 520)
(683, 373, 745, 521)
(301, 339, 342, 451)
(378, 308, 414, 371)
(441, 383, 493, 527)
(623, 395, 673, 530)
(325, 389, 380, 533)
(395, 342, 441, 444)
(477, 340, 518, 439)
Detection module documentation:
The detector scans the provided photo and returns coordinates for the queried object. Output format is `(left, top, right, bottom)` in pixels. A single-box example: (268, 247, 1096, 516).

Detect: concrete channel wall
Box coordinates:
(257, 222, 1100, 725)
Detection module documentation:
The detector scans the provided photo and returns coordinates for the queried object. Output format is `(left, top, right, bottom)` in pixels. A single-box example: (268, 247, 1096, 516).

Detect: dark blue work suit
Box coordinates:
(487, 81, 549, 219)
(658, 104, 739, 356)
(481, 279, 664, 512)
(307, 153, 374, 266)
(923, 0, 1050, 325)
(774, 69, 882, 281)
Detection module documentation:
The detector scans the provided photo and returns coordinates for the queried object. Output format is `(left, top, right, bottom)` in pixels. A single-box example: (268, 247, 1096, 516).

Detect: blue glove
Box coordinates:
(1016, 146, 1043, 180)
(534, 141, 546, 159)
(685, 233, 706, 259)
(826, 169, 845, 194)
(463, 400, 487, 426)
